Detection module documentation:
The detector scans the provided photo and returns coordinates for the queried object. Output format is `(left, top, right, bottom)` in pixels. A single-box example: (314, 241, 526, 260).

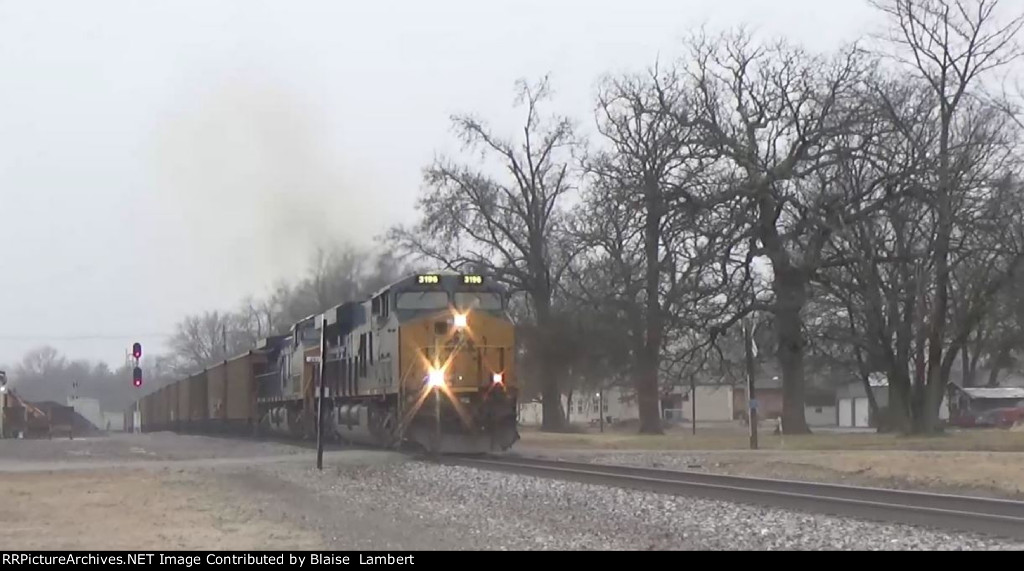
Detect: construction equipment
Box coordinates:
(1, 384, 51, 439)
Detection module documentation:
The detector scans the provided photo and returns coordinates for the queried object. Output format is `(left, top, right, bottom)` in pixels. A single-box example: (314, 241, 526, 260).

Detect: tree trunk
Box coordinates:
(773, 265, 811, 434)
(987, 344, 1012, 387)
(961, 345, 972, 387)
(540, 364, 564, 432)
(988, 365, 1004, 387)
(636, 352, 663, 434)
(848, 312, 881, 424)
(536, 297, 564, 433)
(910, 281, 929, 433)
(565, 389, 573, 424)
(857, 368, 881, 429)
(888, 367, 913, 434)
(535, 301, 565, 433)
(921, 115, 953, 435)
(636, 179, 664, 435)
(969, 349, 981, 387)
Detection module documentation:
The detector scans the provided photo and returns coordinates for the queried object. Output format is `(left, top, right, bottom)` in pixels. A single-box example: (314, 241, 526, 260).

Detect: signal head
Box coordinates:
(132, 342, 142, 359)
(132, 366, 142, 388)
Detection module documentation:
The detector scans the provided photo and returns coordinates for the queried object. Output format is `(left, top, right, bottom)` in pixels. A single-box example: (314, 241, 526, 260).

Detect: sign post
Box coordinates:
(0, 370, 6, 439)
(316, 319, 327, 471)
(744, 317, 758, 450)
(690, 374, 697, 436)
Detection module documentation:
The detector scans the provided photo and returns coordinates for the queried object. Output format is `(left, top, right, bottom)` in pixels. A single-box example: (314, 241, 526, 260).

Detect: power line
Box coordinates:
(0, 333, 173, 341)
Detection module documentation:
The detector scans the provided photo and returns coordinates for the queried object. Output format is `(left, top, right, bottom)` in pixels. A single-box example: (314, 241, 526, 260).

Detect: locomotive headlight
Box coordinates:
(453, 313, 468, 328)
(427, 368, 446, 388)
(492, 373, 503, 385)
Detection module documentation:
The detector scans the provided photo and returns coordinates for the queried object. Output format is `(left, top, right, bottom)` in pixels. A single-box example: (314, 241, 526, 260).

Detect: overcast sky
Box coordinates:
(0, 0, 881, 368)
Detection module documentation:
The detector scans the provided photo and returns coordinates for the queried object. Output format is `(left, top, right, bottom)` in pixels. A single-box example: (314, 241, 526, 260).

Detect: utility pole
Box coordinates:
(690, 374, 696, 436)
(316, 317, 327, 470)
(744, 317, 758, 450)
(1, 370, 7, 439)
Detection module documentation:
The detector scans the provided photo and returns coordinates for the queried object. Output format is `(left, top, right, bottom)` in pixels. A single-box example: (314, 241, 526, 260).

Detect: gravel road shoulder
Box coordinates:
(4, 434, 1024, 550)
(240, 455, 1024, 550)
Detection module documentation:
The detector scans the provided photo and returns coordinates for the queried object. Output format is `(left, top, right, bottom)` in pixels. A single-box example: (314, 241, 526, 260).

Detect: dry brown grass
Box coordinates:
(517, 425, 1024, 499)
(0, 469, 324, 550)
(671, 450, 1024, 499)
(517, 424, 1024, 452)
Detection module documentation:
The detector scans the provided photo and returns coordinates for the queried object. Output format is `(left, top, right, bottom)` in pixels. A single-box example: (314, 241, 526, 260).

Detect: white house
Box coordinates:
(836, 373, 950, 428)
(805, 403, 838, 427)
(518, 386, 640, 426)
(662, 385, 735, 422)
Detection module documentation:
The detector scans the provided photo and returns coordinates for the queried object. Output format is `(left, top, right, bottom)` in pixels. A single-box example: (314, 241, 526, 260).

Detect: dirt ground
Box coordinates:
(0, 469, 324, 550)
(5, 430, 1024, 550)
(0, 433, 379, 550)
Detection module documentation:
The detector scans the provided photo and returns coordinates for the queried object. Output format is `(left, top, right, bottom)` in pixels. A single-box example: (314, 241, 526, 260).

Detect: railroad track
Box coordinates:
(435, 454, 1024, 541)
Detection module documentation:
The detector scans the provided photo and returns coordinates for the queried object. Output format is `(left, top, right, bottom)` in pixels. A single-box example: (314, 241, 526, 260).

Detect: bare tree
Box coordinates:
(570, 65, 728, 433)
(816, 79, 1024, 433)
(680, 28, 877, 433)
(963, 265, 1024, 386)
(168, 311, 234, 373)
(387, 76, 581, 432)
(864, 0, 1024, 431)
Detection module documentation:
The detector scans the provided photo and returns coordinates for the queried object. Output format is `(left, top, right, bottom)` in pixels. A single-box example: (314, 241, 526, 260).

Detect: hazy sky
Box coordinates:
(0, 0, 881, 368)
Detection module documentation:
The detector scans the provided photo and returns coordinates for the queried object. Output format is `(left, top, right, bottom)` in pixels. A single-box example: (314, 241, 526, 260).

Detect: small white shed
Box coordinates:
(836, 374, 888, 428)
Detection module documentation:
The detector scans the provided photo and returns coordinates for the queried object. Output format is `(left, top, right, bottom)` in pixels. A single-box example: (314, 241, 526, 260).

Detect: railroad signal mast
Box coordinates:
(131, 342, 143, 388)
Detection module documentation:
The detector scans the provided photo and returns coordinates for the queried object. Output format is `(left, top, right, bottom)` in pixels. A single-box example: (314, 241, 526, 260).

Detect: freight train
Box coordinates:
(126, 271, 520, 454)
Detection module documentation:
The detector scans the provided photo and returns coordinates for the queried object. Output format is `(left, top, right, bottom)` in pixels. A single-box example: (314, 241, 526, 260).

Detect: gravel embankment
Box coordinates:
(223, 458, 1024, 551)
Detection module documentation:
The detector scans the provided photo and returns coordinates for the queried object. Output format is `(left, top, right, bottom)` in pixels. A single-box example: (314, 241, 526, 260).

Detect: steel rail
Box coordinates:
(435, 454, 1024, 542)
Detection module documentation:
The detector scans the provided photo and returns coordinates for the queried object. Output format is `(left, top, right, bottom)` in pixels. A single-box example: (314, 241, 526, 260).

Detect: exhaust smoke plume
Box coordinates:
(146, 75, 376, 305)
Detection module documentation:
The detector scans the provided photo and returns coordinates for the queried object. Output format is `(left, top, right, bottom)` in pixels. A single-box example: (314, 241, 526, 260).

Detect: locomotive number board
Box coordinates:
(415, 274, 486, 285)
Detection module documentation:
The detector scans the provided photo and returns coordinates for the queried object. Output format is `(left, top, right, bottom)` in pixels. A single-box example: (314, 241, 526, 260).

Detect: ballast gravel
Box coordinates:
(240, 456, 1024, 551)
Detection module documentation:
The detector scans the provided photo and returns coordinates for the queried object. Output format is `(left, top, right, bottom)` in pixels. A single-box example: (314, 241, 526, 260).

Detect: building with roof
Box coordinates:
(947, 384, 1024, 427)
(835, 373, 957, 429)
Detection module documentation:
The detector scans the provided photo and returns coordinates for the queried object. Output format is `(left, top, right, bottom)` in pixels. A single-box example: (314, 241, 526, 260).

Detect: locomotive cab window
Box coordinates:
(396, 291, 449, 309)
(454, 292, 502, 310)
(372, 292, 392, 318)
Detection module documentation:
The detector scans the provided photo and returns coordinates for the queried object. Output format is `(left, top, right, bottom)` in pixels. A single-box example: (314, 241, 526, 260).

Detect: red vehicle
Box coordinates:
(975, 406, 1024, 429)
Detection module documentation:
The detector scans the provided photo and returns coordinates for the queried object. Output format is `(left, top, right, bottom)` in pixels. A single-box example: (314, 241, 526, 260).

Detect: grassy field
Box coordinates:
(516, 423, 1024, 452)
(515, 423, 1024, 498)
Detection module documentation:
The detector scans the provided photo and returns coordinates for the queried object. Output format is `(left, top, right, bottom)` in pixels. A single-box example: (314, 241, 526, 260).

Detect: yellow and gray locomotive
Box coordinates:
(255, 271, 520, 454)
(129, 271, 519, 454)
